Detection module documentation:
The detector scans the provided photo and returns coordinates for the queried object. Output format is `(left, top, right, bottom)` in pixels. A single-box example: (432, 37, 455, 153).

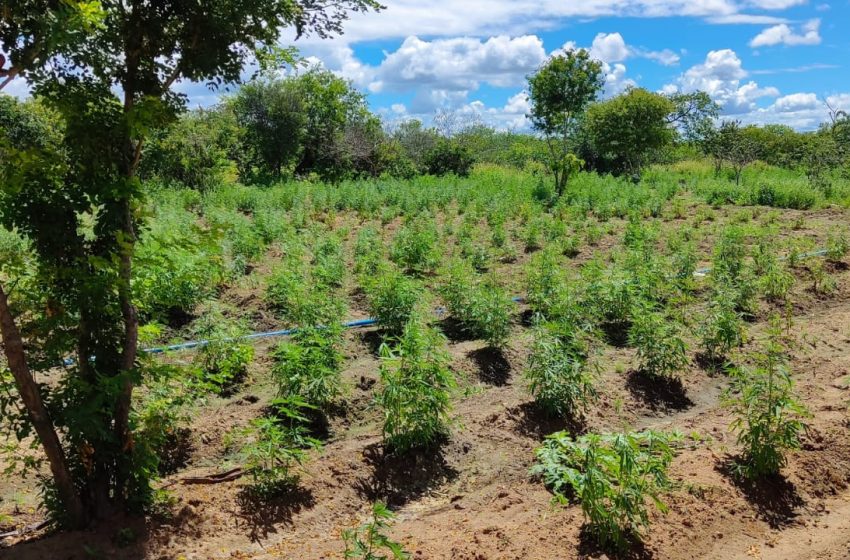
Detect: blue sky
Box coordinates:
(261, 0, 849, 131)
(7, 0, 846, 130)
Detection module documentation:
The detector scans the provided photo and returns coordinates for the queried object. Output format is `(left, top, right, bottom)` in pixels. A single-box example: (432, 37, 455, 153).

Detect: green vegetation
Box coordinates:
(376, 318, 456, 453)
(726, 324, 809, 479)
(533, 430, 680, 552)
(343, 502, 410, 559)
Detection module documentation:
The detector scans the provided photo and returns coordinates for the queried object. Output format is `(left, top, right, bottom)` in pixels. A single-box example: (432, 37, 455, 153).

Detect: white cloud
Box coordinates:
(590, 33, 630, 63)
(706, 14, 790, 24)
(587, 32, 680, 66)
(740, 93, 848, 129)
(668, 49, 779, 114)
(370, 35, 546, 96)
(773, 92, 819, 112)
(749, 19, 821, 47)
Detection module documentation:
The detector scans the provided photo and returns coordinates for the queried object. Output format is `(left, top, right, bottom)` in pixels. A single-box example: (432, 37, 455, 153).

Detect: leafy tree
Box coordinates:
(390, 119, 440, 172)
(528, 50, 604, 196)
(0, 0, 380, 527)
(715, 120, 759, 185)
(583, 88, 675, 176)
(424, 138, 476, 177)
(665, 91, 719, 145)
(141, 106, 239, 189)
(231, 78, 308, 179)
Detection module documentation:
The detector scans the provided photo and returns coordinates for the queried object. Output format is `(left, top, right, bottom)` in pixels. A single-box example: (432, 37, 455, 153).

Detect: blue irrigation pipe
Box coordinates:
(59, 247, 829, 363)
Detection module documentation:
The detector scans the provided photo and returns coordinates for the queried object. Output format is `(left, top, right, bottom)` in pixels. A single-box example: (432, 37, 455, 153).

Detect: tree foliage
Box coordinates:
(0, 0, 380, 527)
(527, 50, 604, 196)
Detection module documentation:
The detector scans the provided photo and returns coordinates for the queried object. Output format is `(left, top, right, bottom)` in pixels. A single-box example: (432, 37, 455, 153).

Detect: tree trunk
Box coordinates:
(0, 284, 86, 527)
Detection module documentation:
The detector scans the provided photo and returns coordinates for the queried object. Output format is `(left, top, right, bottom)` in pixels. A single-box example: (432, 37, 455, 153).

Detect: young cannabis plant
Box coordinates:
(272, 325, 345, 409)
(240, 397, 321, 496)
(628, 307, 689, 379)
(343, 502, 410, 560)
(525, 319, 596, 418)
(699, 291, 746, 368)
(441, 259, 512, 348)
(533, 430, 679, 553)
(376, 318, 455, 453)
(726, 324, 809, 479)
(365, 266, 423, 336)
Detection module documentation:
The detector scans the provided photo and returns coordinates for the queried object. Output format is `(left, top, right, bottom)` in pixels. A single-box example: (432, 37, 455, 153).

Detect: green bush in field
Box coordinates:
(533, 430, 679, 552)
(266, 260, 345, 327)
(376, 318, 455, 453)
(526, 247, 565, 319)
(628, 307, 689, 378)
(365, 267, 423, 336)
(441, 259, 512, 348)
(390, 216, 440, 275)
(354, 225, 385, 275)
(699, 291, 746, 367)
(240, 397, 321, 497)
(525, 319, 596, 418)
(272, 326, 344, 409)
(192, 313, 254, 394)
(313, 234, 346, 288)
(424, 138, 475, 177)
(726, 324, 809, 479)
(826, 230, 849, 263)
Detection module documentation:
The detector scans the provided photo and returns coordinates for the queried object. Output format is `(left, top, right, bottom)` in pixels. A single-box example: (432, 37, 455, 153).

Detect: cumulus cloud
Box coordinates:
(739, 93, 848, 129)
(304, 0, 813, 45)
(667, 49, 779, 114)
(749, 19, 821, 47)
(370, 35, 546, 95)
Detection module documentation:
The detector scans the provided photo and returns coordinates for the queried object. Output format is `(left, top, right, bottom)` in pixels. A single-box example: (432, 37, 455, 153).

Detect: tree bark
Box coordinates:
(0, 284, 85, 527)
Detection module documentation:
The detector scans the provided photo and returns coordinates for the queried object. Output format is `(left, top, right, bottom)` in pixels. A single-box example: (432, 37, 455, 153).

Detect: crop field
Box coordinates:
(3, 161, 850, 559)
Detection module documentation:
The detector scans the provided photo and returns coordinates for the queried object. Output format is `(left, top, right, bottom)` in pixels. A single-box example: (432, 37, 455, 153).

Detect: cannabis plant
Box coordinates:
(272, 326, 345, 409)
(533, 430, 679, 552)
(628, 308, 689, 379)
(343, 502, 410, 559)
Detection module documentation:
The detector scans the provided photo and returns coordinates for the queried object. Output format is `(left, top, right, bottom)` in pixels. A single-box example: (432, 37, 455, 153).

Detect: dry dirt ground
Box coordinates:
(3, 214, 850, 560)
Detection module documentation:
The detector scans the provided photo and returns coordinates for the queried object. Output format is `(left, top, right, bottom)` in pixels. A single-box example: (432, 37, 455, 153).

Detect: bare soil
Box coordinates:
(3, 207, 850, 560)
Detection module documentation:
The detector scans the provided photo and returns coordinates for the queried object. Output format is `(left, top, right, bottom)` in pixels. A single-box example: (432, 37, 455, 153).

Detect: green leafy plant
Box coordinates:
(825, 230, 849, 263)
(355, 226, 385, 275)
(376, 318, 455, 453)
(440, 260, 512, 348)
(533, 430, 679, 552)
(192, 312, 254, 394)
(272, 326, 344, 409)
(343, 502, 410, 559)
(758, 260, 795, 303)
(699, 292, 746, 367)
(240, 397, 321, 496)
(628, 307, 689, 378)
(726, 323, 809, 479)
(809, 260, 837, 295)
(365, 267, 423, 336)
(390, 216, 440, 275)
(525, 319, 596, 418)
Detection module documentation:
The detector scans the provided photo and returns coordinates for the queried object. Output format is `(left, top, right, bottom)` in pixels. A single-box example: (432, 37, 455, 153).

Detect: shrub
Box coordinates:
(266, 262, 345, 326)
(376, 318, 455, 453)
(240, 398, 321, 496)
(757, 261, 794, 303)
(390, 216, 440, 275)
(441, 260, 512, 348)
(628, 307, 689, 378)
(726, 324, 809, 478)
(825, 230, 849, 263)
(192, 313, 254, 394)
(272, 326, 344, 409)
(525, 319, 596, 418)
(354, 225, 384, 275)
(343, 502, 410, 560)
(526, 247, 565, 319)
(365, 267, 423, 336)
(424, 138, 475, 177)
(313, 234, 346, 288)
(699, 292, 745, 367)
(533, 430, 679, 552)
